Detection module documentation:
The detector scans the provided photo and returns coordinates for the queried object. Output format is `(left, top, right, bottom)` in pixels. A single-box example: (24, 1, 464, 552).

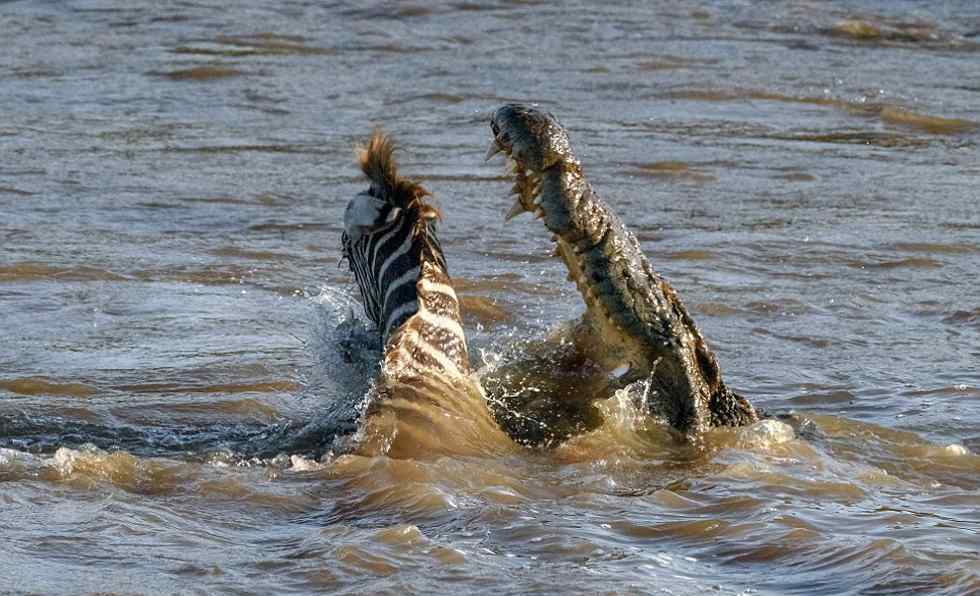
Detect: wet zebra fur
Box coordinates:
(341, 131, 469, 386)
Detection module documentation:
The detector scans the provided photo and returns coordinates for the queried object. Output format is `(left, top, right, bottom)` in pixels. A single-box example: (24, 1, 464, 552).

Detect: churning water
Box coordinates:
(1, 1, 978, 594)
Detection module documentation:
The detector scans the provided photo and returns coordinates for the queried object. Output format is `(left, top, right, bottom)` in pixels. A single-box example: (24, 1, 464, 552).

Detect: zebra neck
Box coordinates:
(382, 253, 470, 382)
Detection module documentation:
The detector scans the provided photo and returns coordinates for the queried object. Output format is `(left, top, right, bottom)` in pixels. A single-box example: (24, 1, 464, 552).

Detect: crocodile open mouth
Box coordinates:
(483, 103, 761, 439)
(485, 128, 545, 222)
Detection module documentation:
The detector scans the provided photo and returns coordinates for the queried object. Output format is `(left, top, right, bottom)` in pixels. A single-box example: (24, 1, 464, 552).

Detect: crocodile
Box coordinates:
(484, 104, 759, 442)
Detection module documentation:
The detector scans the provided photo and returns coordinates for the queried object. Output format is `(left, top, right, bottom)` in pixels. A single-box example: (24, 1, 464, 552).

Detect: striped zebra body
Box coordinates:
(341, 131, 469, 390)
(383, 258, 469, 381)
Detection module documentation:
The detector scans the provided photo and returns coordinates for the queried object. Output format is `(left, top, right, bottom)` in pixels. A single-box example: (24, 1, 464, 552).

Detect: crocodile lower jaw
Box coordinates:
(486, 137, 549, 223)
(492, 156, 645, 376)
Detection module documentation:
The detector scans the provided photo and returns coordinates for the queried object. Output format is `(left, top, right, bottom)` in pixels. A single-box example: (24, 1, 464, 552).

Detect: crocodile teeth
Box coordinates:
(485, 139, 504, 161)
(504, 198, 527, 221)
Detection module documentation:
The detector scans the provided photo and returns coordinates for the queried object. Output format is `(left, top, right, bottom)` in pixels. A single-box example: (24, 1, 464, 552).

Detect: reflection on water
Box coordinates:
(1, 0, 978, 594)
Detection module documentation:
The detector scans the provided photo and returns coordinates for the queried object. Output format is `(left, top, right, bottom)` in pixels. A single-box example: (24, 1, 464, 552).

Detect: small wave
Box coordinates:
(635, 54, 719, 71)
(830, 19, 935, 42)
(149, 66, 245, 81)
(904, 384, 979, 398)
(722, 460, 867, 502)
(745, 298, 816, 316)
(454, 275, 562, 296)
(879, 106, 978, 135)
(614, 518, 752, 542)
(208, 246, 291, 261)
(806, 414, 980, 489)
(774, 171, 817, 182)
(0, 186, 33, 196)
(3, 444, 323, 508)
(166, 144, 330, 155)
(695, 302, 743, 317)
(0, 263, 128, 282)
(659, 87, 976, 138)
(387, 93, 466, 105)
(664, 249, 715, 261)
(174, 33, 335, 57)
(0, 445, 189, 494)
(941, 309, 980, 327)
(788, 389, 856, 406)
(110, 381, 298, 397)
(848, 257, 943, 270)
(629, 161, 716, 183)
(891, 242, 979, 255)
(767, 130, 930, 148)
(0, 377, 97, 398)
(458, 294, 514, 328)
(0, 447, 45, 479)
(735, 419, 796, 450)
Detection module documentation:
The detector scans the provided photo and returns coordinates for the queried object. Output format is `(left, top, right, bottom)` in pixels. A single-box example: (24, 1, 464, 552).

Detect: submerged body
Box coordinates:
(486, 105, 758, 442)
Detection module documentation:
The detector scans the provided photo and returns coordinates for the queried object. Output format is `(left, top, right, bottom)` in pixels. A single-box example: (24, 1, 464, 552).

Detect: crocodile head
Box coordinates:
(487, 103, 671, 412)
(486, 104, 579, 223)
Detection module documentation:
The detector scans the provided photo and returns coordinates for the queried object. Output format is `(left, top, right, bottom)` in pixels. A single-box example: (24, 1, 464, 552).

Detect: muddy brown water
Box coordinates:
(1, 1, 978, 594)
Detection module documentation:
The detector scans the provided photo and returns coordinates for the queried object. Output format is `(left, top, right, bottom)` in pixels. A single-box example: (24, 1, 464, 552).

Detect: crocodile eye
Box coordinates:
(491, 121, 500, 137)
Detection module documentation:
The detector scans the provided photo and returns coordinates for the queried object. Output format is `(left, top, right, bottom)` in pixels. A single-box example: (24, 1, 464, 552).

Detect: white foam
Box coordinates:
(51, 447, 82, 476)
(289, 454, 326, 471)
(943, 444, 969, 456)
(738, 419, 796, 449)
(0, 448, 28, 470)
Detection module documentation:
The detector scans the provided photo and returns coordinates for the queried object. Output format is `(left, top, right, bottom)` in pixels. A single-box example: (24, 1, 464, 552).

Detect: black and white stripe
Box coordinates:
(342, 205, 471, 381)
(343, 210, 435, 345)
(342, 131, 470, 385)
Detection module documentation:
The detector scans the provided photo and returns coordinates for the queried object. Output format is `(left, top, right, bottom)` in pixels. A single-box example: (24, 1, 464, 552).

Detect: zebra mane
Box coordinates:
(356, 130, 447, 276)
(358, 130, 441, 223)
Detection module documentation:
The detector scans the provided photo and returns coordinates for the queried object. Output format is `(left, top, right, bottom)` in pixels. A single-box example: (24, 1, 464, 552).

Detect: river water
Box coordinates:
(1, 1, 978, 594)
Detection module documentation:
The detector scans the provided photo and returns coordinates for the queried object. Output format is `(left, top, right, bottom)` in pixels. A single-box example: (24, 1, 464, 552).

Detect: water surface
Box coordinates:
(1, 1, 978, 594)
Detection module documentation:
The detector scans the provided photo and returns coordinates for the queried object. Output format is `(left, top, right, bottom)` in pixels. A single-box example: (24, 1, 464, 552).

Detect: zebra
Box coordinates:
(341, 130, 468, 378)
(339, 131, 507, 457)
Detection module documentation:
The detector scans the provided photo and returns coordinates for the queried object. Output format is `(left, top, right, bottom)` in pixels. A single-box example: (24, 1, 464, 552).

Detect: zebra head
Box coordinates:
(341, 131, 450, 348)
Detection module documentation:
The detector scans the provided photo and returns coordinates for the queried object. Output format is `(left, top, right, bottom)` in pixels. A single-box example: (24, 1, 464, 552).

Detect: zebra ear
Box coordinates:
(344, 192, 395, 241)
